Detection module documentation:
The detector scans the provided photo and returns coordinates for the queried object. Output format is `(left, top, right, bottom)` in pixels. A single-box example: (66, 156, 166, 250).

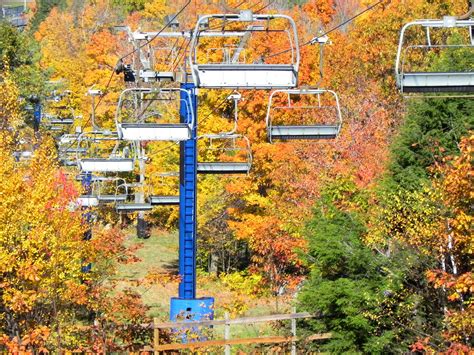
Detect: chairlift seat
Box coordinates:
(399, 72, 474, 92)
(79, 158, 134, 172)
(97, 194, 128, 203)
(50, 118, 74, 125)
(197, 162, 251, 174)
(77, 195, 99, 207)
(62, 147, 88, 154)
(150, 195, 180, 205)
(269, 125, 340, 140)
(61, 159, 77, 167)
(118, 123, 191, 141)
(192, 64, 298, 89)
(115, 202, 153, 212)
(49, 126, 64, 131)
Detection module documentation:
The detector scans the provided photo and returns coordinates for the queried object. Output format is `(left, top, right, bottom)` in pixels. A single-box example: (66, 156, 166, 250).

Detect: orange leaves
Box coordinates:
(434, 134, 474, 255)
(1, 326, 51, 354)
(302, 0, 335, 26)
(427, 270, 474, 294)
(229, 212, 305, 290)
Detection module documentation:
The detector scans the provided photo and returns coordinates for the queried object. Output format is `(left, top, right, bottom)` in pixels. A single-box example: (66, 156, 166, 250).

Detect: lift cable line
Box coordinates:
(264, 0, 388, 60)
(119, 0, 192, 62)
(59, 0, 193, 151)
(48, 0, 375, 324)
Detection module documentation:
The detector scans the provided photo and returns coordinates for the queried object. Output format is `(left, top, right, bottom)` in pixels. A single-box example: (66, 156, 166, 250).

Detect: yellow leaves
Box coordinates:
(142, 0, 168, 20)
(0, 64, 23, 131)
(366, 186, 442, 251)
(36, 1, 123, 129)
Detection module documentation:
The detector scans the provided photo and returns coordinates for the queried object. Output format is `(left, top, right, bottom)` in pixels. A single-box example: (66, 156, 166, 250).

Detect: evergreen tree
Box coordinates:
(30, 0, 67, 31)
(298, 184, 445, 353)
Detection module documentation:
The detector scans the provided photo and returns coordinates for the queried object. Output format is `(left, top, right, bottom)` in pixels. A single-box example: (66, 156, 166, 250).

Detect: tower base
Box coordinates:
(170, 297, 214, 321)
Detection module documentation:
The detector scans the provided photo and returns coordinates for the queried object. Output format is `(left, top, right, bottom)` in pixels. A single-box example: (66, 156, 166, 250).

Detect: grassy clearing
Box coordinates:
(1, 1, 29, 7)
(115, 226, 294, 346)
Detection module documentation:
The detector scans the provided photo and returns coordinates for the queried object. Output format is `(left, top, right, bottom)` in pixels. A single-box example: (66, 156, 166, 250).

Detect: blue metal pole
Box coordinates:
(33, 102, 41, 132)
(170, 82, 214, 322)
(178, 82, 197, 299)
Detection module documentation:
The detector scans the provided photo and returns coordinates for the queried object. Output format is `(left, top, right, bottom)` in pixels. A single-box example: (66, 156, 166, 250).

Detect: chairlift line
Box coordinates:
(47, 1, 354, 322)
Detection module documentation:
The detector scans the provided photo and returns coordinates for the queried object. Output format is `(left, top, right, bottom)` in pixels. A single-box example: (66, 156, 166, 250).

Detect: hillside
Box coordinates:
(0, 0, 472, 352)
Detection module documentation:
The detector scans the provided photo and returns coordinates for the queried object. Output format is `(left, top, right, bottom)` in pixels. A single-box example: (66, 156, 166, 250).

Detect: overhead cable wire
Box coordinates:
(119, 0, 192, 62)
(61, 0, 193, 150)
(254, 0, 275, 13)
(264, 0, 388, 59)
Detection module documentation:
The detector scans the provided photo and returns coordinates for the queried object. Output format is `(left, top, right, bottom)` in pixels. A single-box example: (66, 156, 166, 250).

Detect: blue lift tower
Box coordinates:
(170, 82, 214, 321)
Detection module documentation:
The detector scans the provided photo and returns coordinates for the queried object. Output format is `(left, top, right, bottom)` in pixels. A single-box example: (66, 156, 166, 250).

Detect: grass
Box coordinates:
(115, 226, 294, 348)
(1, 1, 30, 7)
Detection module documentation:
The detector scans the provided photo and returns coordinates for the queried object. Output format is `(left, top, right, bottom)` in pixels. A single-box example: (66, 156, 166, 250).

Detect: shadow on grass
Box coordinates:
(162, 259, 179, 275)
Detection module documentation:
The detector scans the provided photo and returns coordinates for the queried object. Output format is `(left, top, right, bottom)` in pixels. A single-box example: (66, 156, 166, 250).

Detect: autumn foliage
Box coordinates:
(0, 0, 472, 351)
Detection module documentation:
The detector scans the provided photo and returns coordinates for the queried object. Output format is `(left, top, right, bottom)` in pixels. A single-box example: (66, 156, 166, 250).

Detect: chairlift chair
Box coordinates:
(395, 17, 474, 93)
(76, 131, 135, 172)
(57, 134, 81, 167)
(49, 117, 74, 125)
(126, 30, 175, 83)
(266, 88, 342, 142)
(189, 11, 300, 88)
(13, 150, 33, 162)
(77, 180, 99, 208)
(148, 172, 180, 205)
(97, 178, 128, 203)
(115, 88, 194, 141)
(197, 134, 252, 174)
(115, 182, 153, 212)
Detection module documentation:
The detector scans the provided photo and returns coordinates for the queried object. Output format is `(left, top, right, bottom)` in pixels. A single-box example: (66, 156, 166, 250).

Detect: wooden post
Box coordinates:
(153, 317, 160, 355)
(224, 312, 231, 355)
(291, 307, 297, 355)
